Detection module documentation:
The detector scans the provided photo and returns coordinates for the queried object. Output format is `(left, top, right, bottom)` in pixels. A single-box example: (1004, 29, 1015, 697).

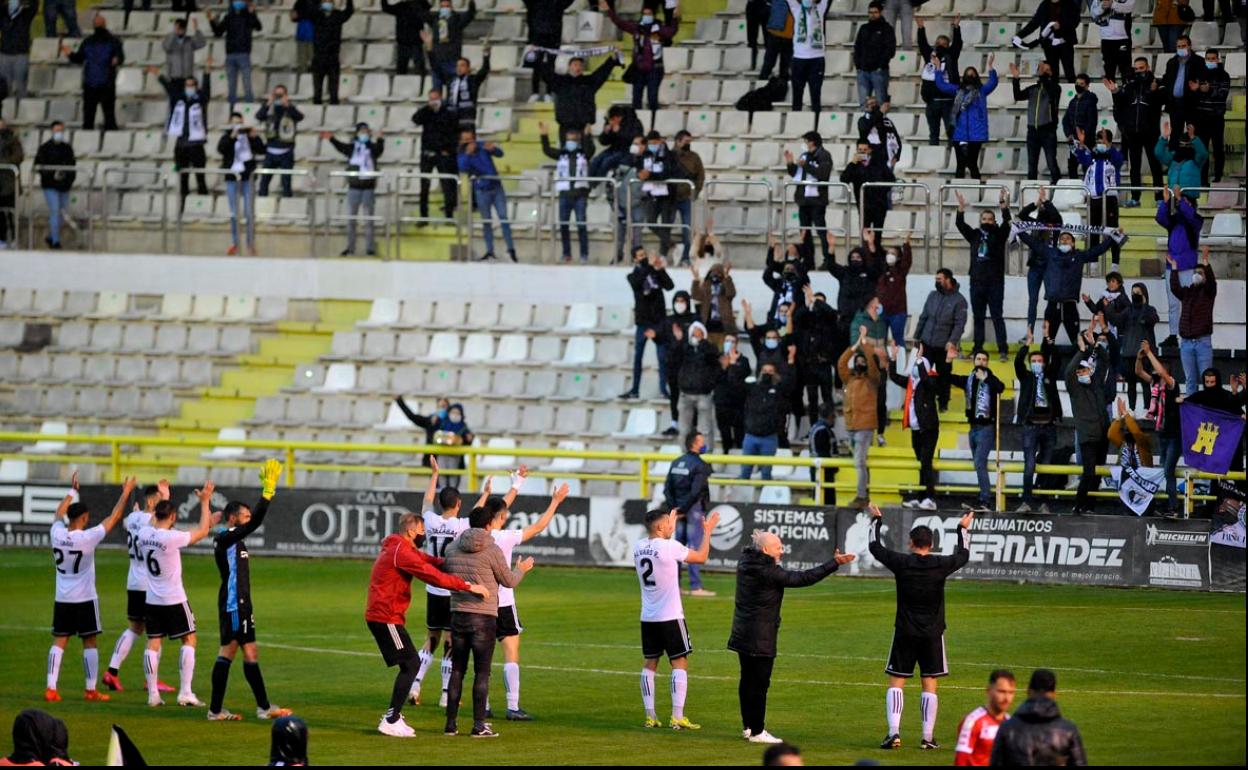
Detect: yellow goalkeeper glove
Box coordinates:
(259, 458, 282, 499)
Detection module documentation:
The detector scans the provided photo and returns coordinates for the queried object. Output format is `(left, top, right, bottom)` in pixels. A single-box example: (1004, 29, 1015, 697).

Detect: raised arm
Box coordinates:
(187, 479, 216, 546)
(423, 455, 441, 510)
(521, 483, 571, 542)
(101, 476, 139, 535)
(866, 504, 905, 572)
(491, 547, 533, 588)
(761, 550, 854, 588)
(682, 510, 721, 565)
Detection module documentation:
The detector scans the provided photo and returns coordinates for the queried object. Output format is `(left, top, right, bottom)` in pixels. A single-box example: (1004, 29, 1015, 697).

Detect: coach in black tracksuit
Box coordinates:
(868, 508, 971, 750)
(728, 532, 852, 741)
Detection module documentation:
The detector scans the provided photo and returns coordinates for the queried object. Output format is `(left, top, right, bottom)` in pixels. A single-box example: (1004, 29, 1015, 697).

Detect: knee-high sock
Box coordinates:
(887, 687, 904, 735)
(387, 660, 417, 724)
(46, 645, 63, 690)
(83, 648, 99, 690)
(640, 669, 656, 718)
(143, 649, 160, 696)
(503, 662, 520, 711)
(179, 646, 196, 697)
(414, 648, 433, 685)
(440, 651, 452, 694)
(670, 669, 688, 720)
(109, 629, 140, 673)
(210, 656, 231, 713)
(920, 691, 938, 742)
(243, 661, 270, 711)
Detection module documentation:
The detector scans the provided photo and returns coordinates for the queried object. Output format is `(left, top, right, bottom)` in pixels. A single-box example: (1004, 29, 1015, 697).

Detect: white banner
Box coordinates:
(1112, 466, 1167, 516)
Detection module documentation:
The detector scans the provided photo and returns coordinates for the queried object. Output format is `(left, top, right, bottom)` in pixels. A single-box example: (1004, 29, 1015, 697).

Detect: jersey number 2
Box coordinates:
(53, 548, 83, 574)
(639, 557, 655, 587)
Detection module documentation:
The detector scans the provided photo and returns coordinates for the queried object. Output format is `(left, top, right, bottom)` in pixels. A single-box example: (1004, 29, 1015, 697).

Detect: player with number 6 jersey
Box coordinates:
(136, 478, 216, 708)
(633, 507, 720, 731)
(45, 473, 135, 704)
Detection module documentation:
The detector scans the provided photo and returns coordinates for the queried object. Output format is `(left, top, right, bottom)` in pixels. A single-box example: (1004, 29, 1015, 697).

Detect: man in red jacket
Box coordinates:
(365, 511, 488, 738)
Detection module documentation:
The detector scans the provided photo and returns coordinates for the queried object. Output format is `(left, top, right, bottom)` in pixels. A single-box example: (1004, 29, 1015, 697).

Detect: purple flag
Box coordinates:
(1180, 402, 1246, 475)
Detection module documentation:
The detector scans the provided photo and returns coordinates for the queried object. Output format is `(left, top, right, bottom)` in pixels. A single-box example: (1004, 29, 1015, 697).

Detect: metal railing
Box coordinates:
(623, 178, 696, 256)
(392, 169, 466, 258)
(28, 165, 97, 251)
(251, 167, 317, 254)
(778, 179, 854, 249)
(704, 177, 776, 239)
(322, 170, 392, 258)
(936, 181, 1012, 270)
(860, 181, 932, 266)
(98, 164, 170, 253)
(542, 175, 619, 261)
(464, 174, 545, 256)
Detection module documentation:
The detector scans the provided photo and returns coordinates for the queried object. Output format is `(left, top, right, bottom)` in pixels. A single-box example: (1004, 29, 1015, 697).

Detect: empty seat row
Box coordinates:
(47, 321, 251, 357)
(0, 351, 213, 389)
(2, 386, 177, 419)
(0, 289, 286, 325)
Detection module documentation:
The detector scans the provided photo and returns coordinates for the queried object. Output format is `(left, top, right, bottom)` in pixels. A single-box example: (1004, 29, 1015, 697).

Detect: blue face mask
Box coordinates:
(1205, 60, 1218, 69)
(564, 140, 579, 152)
(1095, 143, 1108, 153)
(647, 142, 660, 153)
(697, 444, 709, 454)
(640, 14, 653, 25)
(185, 88, 197, 99)
(1077, 374, 1092, 385)
(232, 1, 245, 10)
(321, 2, 333, 11)
(357, 133, 369, 143)
(1031, 362, 1044, 375)
(1057, 243, 1073, 253)
(439, 6, 451, 17)
(765, 338, 779, 350)
(1177, 48, 1189, 58)
(437, 408, 448, 419)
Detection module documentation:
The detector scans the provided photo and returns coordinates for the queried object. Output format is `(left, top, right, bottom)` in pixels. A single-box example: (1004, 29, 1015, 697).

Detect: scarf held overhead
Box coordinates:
(1009, 219, 1127, 244)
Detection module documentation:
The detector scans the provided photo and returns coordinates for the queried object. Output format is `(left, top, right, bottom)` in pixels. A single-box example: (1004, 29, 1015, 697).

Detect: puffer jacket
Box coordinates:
(1155, 196, 1202, 271)
(1016, 232, 1117, 302)
(727, 546, 840, 658)
(934, 68, 997, 143)
(914, 280, 968, 348)
(443, 528, 525, 617)
(988, 696, 1087, 767)
(677, 338, 722, 395)
(1154, 136, 1207, 193)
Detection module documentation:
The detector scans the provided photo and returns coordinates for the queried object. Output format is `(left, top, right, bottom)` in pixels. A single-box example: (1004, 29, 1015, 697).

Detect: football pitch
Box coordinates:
(0, 550, 1243, 766)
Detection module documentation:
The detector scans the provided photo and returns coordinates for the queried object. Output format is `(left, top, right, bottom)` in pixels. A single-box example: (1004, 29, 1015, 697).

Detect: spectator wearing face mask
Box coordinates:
(613, 136, 647, 263)
(1061, 73, 1099, 179)
(1134, 342, 1182, 512)
(934, 59, 997, 179)
(255, 84, 303, 199)
(602, 0, 678, 112)
(443, 49, 490, 131)
(737, 362, 788, 482)
(670, 131, 706, 265)
(1088, 319, 1121, 415)
(63, 14, 125, 131)
(785, 131, 834, 264)
(541, 121, 596, 264)
(310, 0, 354, 105)
(763, 234, 813, 328)
(1014, 327, 1062, 513)
(638, 130, 678, 258)
(664, 431, 714, 596)
(676, 322, 722, 452)
(1015, 0, 1081, 83)
(716, 343, 750, 453)
(742, 298, 793, 376)
(1106, 57, 1165, 208)
(1016, 186, 1063, 338)
(622, 246, 674, 400)
(33, 121, 74, 250)
(161, 17, 205, 83)
(913, 268, 967, 411)
(691, 260, 737, 350)
(323, 122, 384, 257)
(1010, 59, 1062, 184)
(857, 97, 902, 170)
(658, 290, 697, 437)
(853, 2, 895, 108)
(889, 339, 941, 511)
(850, 294, 890, 443)
(839, 140, 895, 234)
(916, 16, 963, 146)
(1152, 0, 1195, 53)
(1167, 246, 1215, 396)
(218, 112, 265, 256)
(1104, 283, 1156, 409)
(1082, 272, 1128, 335)
(207, 1, 263, 108)
(1160, 35, 1198, 145)
(419, 0, 473, 93)
(1090, 0, 1135, 82)
(397, 398, 474, 485)
(522, 0, 576, 101)
(1190, 48, 1229, 183)
(154, 63, 213, 208)
(458, 127, 515, 262)
(542, 52, 620, 143)
(825, 230, 884, 366)
(951, 349, 1005, 511)
(395, 396, 449, 467)
(1071, 127, 1124, 269)
(788, 0, 829, 119)
(0, 119, 20, 249)
(381, 0, 429, 77)
(837, 331, 880, 508)
(1184, 366, 1246, 472)
(793, 283, 838, 430)
(1015, 228, 1121, 346)
(1155, 183, 1203, 349)
(954, 188, 1012, 362)
(1066, 329, 1111, 514)
(874, 233, 911, 347)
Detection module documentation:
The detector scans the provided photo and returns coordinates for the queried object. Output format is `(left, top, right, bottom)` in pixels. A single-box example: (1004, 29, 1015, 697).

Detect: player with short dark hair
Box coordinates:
(955, 669, 1016, 765)
(762, 741, 803, 766)
(207, 459, 293, 722)
(633, 507, 720, 731)
(45, 473, 134, 703)
(868, 502, 972, 750)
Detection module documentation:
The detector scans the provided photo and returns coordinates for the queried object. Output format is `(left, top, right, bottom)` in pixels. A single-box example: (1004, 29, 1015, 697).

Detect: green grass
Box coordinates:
(0, 550, 1244, 765)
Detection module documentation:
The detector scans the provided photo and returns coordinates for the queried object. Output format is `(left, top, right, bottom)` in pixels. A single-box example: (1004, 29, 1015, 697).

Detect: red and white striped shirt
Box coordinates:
(954, 706, 1008, 766)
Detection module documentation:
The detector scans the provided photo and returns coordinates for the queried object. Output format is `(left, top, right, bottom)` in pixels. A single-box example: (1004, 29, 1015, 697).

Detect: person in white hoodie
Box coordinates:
(1090, 0, 1136, 82)
(787, 0, 829, 121)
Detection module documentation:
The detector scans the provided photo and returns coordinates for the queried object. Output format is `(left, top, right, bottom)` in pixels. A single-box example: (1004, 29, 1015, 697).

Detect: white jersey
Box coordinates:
(136, 526, 193, 606)
(423, 510, 469, 597)
(124, 510, 153, 591)
(50, 520, 106, 603)
(491, 528, 525, 608)
(633, 536, 690, 623)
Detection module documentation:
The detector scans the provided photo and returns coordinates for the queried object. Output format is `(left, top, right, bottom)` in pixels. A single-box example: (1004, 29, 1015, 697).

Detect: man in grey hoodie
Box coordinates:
(441, 498, 535, 738)
(914, 268, 968, 412)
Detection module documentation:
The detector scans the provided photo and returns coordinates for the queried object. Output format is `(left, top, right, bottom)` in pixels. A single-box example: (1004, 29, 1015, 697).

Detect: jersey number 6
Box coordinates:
(144, 550, 162, 577)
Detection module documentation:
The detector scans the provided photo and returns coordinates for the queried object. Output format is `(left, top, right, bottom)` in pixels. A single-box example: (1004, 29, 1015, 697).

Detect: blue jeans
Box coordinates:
(258, 150, 294, 197)
(739, 433, 778, 480)
(674, 198, 692, 261)
(43, 189, 70, 245)
(1158, 435, 1182, 509)
(474, 185, 514, 256)
(1021, 423, 1055, 502)
(631, 67, 663, 111)
(430, 60, 457, 93)
(43, 0, 80, 37)
(226, 178, 255, 249)
(1165, 267, 1193, 340)
(969, 424, 994, 504)
(880, 311, 907, 345)
(675, 505, 704, 590)
(589, 148, 629, 179)
(628, 324, 668, 396)
(1025, 264, 1044, 332)
(1157, 24, 1185, 53)
(1180, 335, 1212, 395)
(345, 187, 376, 254)
(225, 53, 254, 105)
(558, 192, 589, 261)
(855, 68, 889, 107)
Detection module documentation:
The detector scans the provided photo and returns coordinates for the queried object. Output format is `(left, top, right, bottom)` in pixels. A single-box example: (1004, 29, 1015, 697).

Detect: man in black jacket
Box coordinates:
(853, 2, 896, 108)
(826, 231, 883, 373)
(422, 0, 475, 92)
(1014, 0, 1081, 83)
(950, 349, 1005, 511)
(255, 84, 302, 198)
(784, 131, 833, 264)
(794, 284, 837, 426)
(1014, 327, 1061, 513)
(622, 249, 674, 399)
(1191, 49, 1230, 183)
(542, 52, 620, 142)
(207, 1, 262, 107)
(1065, 332, 1109, 514)
(64, 15, 125, 131)
(715, 345, 749, 453)
(412, 87, 459, 222)
(34, 121, 75, 249)
(869, 503, 973, 751)
(916, 16, 962, 146)
(954, 188, 1011, 361)
(890, 340, 943, 510)
(1060, 73, 1098, 178)
(0, 0, 37, 99)
(1010, 60, 1062, 184)
(311, 0, 353, 105)
(154, 63, 212, 207)
(989, 669, 1087, 766)
(381, 0, 428, 76)
(840, 140, 895, 234)
(522, 0, 574, 100)
(729, 530, 853, 744)
(737, 362, 787, 482)
(1106, 58, 1164, 206)
(659, 290, 697, 437)
(676, 322, 720, 450)
(444, 47, 490, 130)
(663, 431, 714, 596)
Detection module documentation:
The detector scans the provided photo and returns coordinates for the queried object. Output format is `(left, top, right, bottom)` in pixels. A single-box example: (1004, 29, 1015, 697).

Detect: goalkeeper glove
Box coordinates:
(259, 458, 283, 499)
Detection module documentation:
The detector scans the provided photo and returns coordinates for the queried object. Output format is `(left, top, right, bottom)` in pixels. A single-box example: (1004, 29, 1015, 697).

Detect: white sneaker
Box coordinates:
(901, 498, 919, 509)
(742, 728, 752, 740)
(749, 730, 785, 744)
(689, 588, 717, 597)
(256, 705, 292, 719)
(206, 709, 242, 721)
(438, 691, 448, 708)
(147, 693, 165, 707)
(918, 498, 938, 511)
(177, 693, 205, 707)
(378, 715, 416, 737)
(527, 94, 542, 103)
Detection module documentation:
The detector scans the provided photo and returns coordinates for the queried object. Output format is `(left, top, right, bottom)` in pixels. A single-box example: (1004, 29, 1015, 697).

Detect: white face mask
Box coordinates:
(674, 302, 687, 314)
(1191, 272, 1205, 286)
(1058, 243, 1073, 253)
(885, 252, 898, 266)
(690, 337, 702, 347)
(629, 144, 643, 156)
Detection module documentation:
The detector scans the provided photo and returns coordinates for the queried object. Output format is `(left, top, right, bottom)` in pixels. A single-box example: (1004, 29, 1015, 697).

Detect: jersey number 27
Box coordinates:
(53, 548, 83, 574)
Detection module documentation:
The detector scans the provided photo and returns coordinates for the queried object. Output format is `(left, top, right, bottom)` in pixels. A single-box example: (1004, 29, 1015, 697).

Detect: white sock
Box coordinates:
(503, 662, 520, 711)
(110, 629, 140, 671)
(921, 692, 938, 742)
(83, 648, 99, 690)
(640, 669, 656, 718)
(670, 669, 688, 720)
(440, 652, 452, 695)
(46, 645, 63, 690)
(414, 649, 433, 684)
(144, 649, 160, 696)
(179, 646, 195, 697)
(887, 687, 904, 735)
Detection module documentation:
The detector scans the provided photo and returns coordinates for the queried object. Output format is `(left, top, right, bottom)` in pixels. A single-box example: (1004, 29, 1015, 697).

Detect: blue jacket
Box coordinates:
(457, 144, 504, 192)
(1018, 232, 1118, 302)
(934, 69, 996, 143)
(1155, 197, 1203, 271)
(1073, 146, 1124, 198)
(1154, 136, 1208, 195)
(68, 30, 124, 88)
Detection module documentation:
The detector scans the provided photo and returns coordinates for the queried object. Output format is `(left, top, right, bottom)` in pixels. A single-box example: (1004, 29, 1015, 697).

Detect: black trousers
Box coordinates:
(932, 354, 953, 410)
(790, 56, 825, 114)
(1044, 300, 1081, 346)
(862, 201, 887, 234)
(1041, 41, 1076, 83)
(530, 50, 556, 97)
(925, 100, 953, 145)
(667, 375, 680, 423)
(737, 652, 775, 735)
(1088, 195, 1120, 266)
(1099, 38, 1132, 82)
(83, 84, 117, 130)
(810, 464, 838, 506)
(1076, 438, 1107, 508)
(759, 32, 791, 80)
(954, 141, 982, 179)
(910, 428, 939, 499)
(644, 196, 676, 253)
(395, 42, 426, 76)
(174, 143, 208, 201)
(746, 2, 769, 68)
(419, 152, 458, 218)
(1122, 129, 1163, 200)
(445, 612, 496, 729)
(1026, 124, 1060, 183)
(312, 57, 340, 104)
(1193, 114, 1225, 182)
(717, 406, 745, 453)
(802, 361, 834, 423)
(798, 204, 830, 263)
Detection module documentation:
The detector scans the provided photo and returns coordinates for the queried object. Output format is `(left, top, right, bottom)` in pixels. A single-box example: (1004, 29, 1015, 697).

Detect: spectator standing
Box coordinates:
(676, 322, 721, 449)
(838, 332, 880, 508)
(691, 261, 737, 349)
(1065, 332, 1111, 514)
(1072, 127, 1125, 269)
(1191, 49, 1229, 183)
(324, 123, 384, 257)
(614, 136, 646, 262)
(1105, 282, 1158, 409)
(857, 98, 902, 170)
(794, 284, 837, 428)
(591, 104, 643, 181)
(1108, 397, 1153, 471)
(310, 0, 353, 105)
(622, 248, 674, 400)
(934, 60, 997, 179)
(745, 0, 771, 72)
(1061, 73, 1099, 178)
(670, 131, 705, 264)
(954, 188, 1011, 361)
(1168, 247, 1215, 396)
(1152, 0, 1195, 53)
(255, 84, 303, 198)
(43, 0, 80, 38)
(1155, 182, 1203, 348)
(0, 118, 19, 248)
(1011, 60, 1062, 184)
(602, 1, 677, 112)
(64, 15, 124, 132)
(658, 290, 697, 436)
(1013, 328, 1061, 513)
(663, 431, 715, 597)
(889, 339, 942, 510)
(1090, 0, 1135, 82)
(715, 338, 749, 453)
(738, 362, 787, 482)
(826, 231, 883, 361)
(155, 63, 212, 207)
(162, 17, 206, 83)
(0, 0, 36, 98)
(543, 52, 620, 143)
(784, 131, 833, 263)
(1015, 0, 1081, 82)
(443, 48, 490, 130)
(1160, 36, 1196, 144)
(989, 669, 1087, 766)
(34, 122, 76, 250)
(394, 396, 474, 473)
(208, 1, 262, 107)
(807, 401, 839, 505)
(421, 0, 474, 92)
(458, 128, 516, 262)
(950, 349, 1005, 511)
(381, 0, 428, 77)
(217, 112, 265, 256)
(1155, 122, 1207, 192)
(411, 88, 459, 222)
(1017, 186, 1063, 337)
(917, 16, 963, 147)
(788, 0, 829, 119)
(291, 0, 317, 72)
(913, 268, 967, 412)
(1105, 58, 1164, 207)
(875, 233, 911, 346)
(853, 2, 895, 107)
(1015, 229, 1120, 345)
(759, 0, 793, 81)
(839, 139, 895, 234)
(763, 236, 812, 325)
(881, 0, 915, 48)
(522, 0, 575, 101)
(1136, 341, 1182, 513)
(638, 130, 676, 257)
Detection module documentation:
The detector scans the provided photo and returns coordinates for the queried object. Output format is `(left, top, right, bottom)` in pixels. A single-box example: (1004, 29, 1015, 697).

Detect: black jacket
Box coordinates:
(1065, 352, 1109, 443)
(1160, 54, 1197, 113)
(664, 451, 711, 514)
(329, 136, 384, 189)
(523, 0, 574, 48)
(786, 145, 832, 205)
(1111, 74, 1164, 136)
(1192, 65, 1230, 117)
(793, 298, 838, 365)
(381, 0, 429, 48)
(727, 547, 840, 658)
(420, 0, 475, 65)
(889, 356, 940, 432)
(677, 339, 722, 395)
(159, 72, 212, 147)
(1104, 285, 1157, 359)
(827, 250, 882, 324)
(989, 696, 1087, 767)
(956, 210, 1011, 288)
(951, 367, 1005, 426)
(311, 0, 353, 59)
(0, 1, 36, 56)
(839, 154, 895, 213)
(853, 18, 896, 72)
(626, 259, 674, 326)
(762, 247, 812, 323)
(868, 517, 969, 635)
(1061, 88, 1099, 140)
(218, 129, 266, 181)
(659, 296, 697, 382)
(210, 8, 262, 55)
(1018, 0, 1081, 43)
(1013, 341, 1062, 425)
(412, 102, 459, 154)
(545, 58, 618, 130)
(34, 140, 76, 191)
(917, 24, 962, 104)
(742, 374, 786, 437)
(715, 358, 750, 412)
